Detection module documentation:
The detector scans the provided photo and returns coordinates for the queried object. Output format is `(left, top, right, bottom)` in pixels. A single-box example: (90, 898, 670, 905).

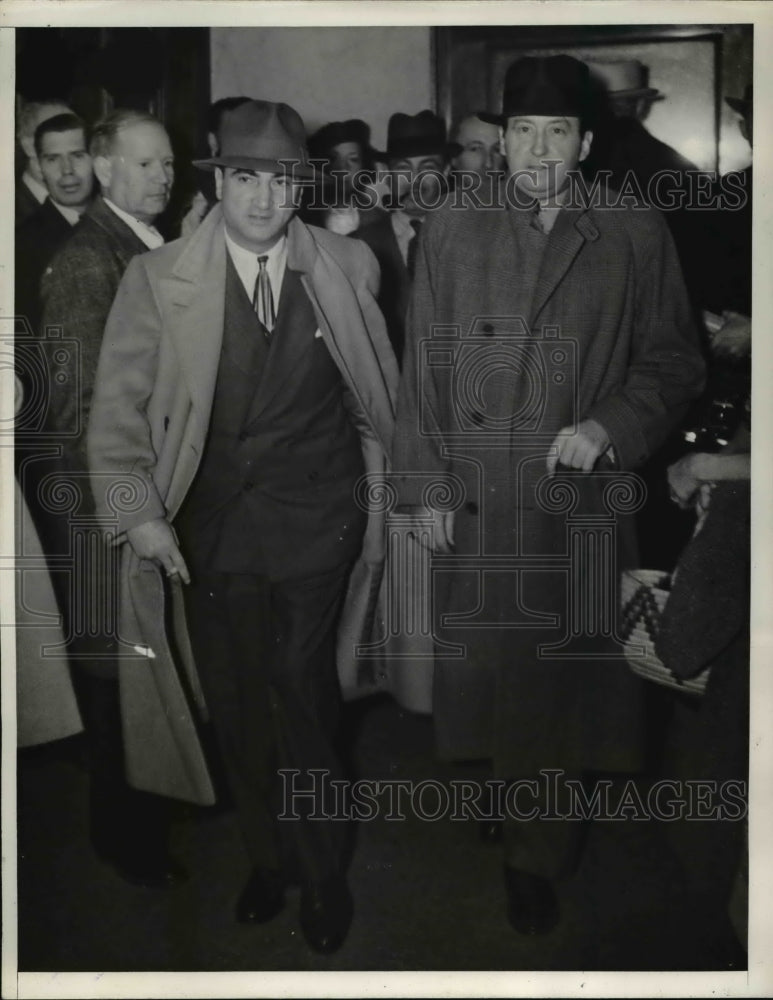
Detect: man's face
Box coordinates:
(502, 115, 592, 202)
(453, 116, 505, 176)
(96, 122, 174, 224)
(216, 167, 299, 253)
(20, 103, 71, 181)
(39, 128, 93, 210)
(389, 153, 447, 217)
(330, 141, 364, 178)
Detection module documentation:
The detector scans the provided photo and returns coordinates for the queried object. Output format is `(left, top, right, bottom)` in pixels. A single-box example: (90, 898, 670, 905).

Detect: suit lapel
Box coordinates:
(528, 207, 599, 324)
(246, 265, 314, 423)
(88, 194, 149, 262)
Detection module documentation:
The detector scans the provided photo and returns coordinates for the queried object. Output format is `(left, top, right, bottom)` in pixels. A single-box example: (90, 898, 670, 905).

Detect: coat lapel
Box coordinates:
(88, 194, 149, 262)
(529, 208, 599, 324)
(160, 205, 228, 424)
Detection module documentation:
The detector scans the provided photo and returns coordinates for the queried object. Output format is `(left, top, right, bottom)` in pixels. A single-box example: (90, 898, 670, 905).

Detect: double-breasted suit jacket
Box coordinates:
(87, 205, 399, 803)
(393, 192, 706, 775)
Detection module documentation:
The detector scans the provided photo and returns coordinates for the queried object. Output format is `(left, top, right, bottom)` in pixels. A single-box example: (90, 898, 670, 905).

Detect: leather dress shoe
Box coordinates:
(478, 818, 504, 844)
(236, 868, 286, 924)
(300, 874, 353, 954)
(503, 866, 559, 935)
(94, 844, 187, 890)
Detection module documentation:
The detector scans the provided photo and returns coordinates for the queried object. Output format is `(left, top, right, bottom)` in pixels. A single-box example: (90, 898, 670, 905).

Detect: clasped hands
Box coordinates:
(411, 420, 611, 554)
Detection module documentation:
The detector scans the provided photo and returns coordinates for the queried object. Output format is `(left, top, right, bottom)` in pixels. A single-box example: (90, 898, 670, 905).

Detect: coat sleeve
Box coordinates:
(86, 254, 168, 534)
(391, 210, 453, 507)
(586, 213, 706, 470)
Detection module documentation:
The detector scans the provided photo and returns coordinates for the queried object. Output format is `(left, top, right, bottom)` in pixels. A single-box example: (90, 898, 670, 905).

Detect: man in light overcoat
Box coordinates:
(87, 100, 398, 954)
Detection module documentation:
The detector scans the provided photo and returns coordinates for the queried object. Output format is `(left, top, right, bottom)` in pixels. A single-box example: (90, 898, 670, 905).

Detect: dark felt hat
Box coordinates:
(193, 99, 316, 178)
(480, 55, 593, 126)
(386, 110, 449, 160)
(310, 118, 369, 156)
(726, 83, 752, 116)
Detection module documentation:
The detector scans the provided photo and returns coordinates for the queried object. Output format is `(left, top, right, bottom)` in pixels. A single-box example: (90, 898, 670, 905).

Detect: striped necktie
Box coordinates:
(252, 254, 276, 337)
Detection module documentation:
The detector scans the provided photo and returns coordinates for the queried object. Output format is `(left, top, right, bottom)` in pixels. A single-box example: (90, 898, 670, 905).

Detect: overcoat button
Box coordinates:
(244, 480, 254, 491)
(481, 323, 494, 335)
(465, 501, 479, 515)
(470, 410, 484, 425)
(308, 470, 319, 481)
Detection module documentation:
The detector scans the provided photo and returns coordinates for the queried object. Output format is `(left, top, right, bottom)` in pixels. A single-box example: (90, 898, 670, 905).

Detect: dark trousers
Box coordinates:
(69, 668, 171, 863)
(503, 772, 585, 881)
(16, 455, 172, 865)
(182, 562, 352, 883)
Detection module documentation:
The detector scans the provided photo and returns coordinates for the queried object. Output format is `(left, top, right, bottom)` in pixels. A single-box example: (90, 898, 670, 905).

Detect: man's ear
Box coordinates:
(92, 154, 113, 191)
(498, 126, 506, 157)
(579, 131, 593, 163)
(215, 167, 224, 201)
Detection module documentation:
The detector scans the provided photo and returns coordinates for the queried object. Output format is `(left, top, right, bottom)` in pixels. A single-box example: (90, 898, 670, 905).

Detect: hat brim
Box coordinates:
(607, 87, 663, 101)
(725, 96, 751, 115)
(193, 154, 319, 179)
(386, 140, 452, 162)
(476, 111, 505, 126)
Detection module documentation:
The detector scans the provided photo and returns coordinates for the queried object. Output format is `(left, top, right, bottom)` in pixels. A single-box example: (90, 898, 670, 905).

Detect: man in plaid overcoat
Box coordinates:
(393, 54, 706, 935)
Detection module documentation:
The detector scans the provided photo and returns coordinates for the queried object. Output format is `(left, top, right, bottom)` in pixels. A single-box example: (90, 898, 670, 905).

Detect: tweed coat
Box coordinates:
(86, 205, 400, 803)
(15, 197, 75, 335)
(393, 193, 706, 775)
(40, 194, 149, 478)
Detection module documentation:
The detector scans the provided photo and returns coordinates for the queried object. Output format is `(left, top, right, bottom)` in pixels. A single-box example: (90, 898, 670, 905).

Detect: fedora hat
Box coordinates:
(479, 55, 593, 126)
(725, 83, 752, 116)
(193, 99, 316, 178)
(588, 59, 662, 101)
(386, 110, 449, 160)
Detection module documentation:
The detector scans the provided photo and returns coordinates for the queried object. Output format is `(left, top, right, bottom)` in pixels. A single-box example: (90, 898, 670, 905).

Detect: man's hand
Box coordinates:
(710, 311, 751, 360)
(666, 453, 704, 509)
(407, 507, 456, 555)
(547, 419, 611, 474)
(126, 518, 191, 584)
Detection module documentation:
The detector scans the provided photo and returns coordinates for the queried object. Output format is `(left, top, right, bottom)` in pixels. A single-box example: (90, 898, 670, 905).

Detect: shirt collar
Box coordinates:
(224, 228, 288, 303)
(22, 172, 49, 205)
(391, 209, 418, 237)
(103, 197, 164, 249)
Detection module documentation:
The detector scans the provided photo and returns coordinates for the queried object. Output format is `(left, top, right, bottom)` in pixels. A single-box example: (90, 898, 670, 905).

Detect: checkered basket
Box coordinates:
(620, 569, 710, 696)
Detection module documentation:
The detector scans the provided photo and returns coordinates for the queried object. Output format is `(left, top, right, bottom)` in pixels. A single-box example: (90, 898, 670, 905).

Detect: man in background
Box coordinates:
(15, 99, 72, 227)
(39, 109, 179, 888)
(353, 110, 450, 365)
(16, 112, 94, 333)
(450, 111, 505, 178)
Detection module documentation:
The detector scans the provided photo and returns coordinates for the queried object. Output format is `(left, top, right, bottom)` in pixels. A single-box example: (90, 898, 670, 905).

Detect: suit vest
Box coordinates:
(177, 250, 366, 580)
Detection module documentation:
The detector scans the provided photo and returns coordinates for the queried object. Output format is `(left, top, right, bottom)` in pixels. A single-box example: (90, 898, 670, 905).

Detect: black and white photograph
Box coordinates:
(1, 2, 771, 997)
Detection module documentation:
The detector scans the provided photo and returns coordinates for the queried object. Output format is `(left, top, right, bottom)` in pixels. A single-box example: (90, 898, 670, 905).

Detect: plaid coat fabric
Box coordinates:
(393, 192, 706, 774)
(40, 194, 149, 480)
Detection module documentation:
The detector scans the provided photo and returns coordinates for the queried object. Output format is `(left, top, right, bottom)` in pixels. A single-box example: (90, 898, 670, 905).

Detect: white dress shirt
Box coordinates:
(390, 209, 420, 266)
(103, 197, 165, 249)
(224, 229, 287, 308)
